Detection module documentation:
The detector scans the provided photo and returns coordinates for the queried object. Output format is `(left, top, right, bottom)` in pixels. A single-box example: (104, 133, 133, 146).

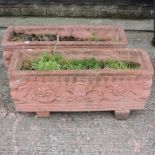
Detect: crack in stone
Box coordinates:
(0, 93, 9, 118)
(12, 113, 21, 155)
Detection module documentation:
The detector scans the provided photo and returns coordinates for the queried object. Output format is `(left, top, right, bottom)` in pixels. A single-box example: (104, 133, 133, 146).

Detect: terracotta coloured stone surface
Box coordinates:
(8, 48, 153, 119)
(2, 25, 127, 68)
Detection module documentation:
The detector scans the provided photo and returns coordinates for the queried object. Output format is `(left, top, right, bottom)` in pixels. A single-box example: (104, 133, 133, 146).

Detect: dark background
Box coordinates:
(0, 0, 153, 5)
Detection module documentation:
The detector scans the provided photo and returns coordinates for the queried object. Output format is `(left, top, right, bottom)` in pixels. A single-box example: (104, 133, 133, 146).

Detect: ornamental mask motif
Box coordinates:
(34, 85, 56, 103)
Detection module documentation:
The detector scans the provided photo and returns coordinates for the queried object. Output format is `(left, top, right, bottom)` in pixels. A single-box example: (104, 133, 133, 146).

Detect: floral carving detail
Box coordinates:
(63, 82, 128, 102)
(101, 84, 127, 101)
(11, 80, 151, 104)
(62, 82, 92, 102)
(34, 85, 56, 103)
(69, 82, 90, 96)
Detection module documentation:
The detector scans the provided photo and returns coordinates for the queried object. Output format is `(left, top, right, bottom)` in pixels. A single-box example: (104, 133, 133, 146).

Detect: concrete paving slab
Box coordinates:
(0, 17, 153, 31)
(0, 18, 155, 154)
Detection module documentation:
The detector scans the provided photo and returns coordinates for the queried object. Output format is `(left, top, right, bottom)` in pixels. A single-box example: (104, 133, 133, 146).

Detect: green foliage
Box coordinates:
(32, 53, 62, 70)
(104, 60, 140, 69)
(69, 58, 104, 70)
(21, 53, 140, 71)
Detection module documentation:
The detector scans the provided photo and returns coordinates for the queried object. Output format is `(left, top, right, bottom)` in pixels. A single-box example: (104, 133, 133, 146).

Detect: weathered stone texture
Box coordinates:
(0, 4, 153, 18)
(0, 20, 155, 155)
(0, 7, 20, 16)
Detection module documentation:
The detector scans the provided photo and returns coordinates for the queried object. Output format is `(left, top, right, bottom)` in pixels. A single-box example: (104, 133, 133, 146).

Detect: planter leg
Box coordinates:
(114, 110, 130, 120)
(36, 112, 50, 118)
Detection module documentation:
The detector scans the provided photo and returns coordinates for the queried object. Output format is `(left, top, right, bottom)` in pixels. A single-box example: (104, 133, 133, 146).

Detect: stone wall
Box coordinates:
(0, 0, 153, 18)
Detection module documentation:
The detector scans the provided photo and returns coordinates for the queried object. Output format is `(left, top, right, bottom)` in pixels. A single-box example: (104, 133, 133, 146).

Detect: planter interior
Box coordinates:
(2, 25, 127, 47)
(8, 48, 153, 119)
(2, 25, 128, 69)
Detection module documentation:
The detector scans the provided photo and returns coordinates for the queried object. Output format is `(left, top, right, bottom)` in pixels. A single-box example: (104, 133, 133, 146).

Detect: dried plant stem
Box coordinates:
(51, 34, 59, 54)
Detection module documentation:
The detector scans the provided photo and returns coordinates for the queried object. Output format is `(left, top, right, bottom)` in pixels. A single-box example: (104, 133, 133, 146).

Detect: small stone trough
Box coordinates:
(8, 48, 153, 119)
(2, 25, 127, 68)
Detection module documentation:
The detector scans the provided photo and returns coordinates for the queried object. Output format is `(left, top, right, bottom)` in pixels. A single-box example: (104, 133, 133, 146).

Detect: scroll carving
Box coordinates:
(11, 80, 151, 104)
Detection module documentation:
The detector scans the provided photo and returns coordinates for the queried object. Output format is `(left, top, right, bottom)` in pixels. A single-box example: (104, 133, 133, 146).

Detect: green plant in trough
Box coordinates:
(104, 60, 139, 69)
(21, 52, 140, 71)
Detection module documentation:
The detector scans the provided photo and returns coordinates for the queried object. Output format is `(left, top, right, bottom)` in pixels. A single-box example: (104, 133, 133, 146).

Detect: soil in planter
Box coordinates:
(10, 32, 85, 42)
(21, 53, 140, 71)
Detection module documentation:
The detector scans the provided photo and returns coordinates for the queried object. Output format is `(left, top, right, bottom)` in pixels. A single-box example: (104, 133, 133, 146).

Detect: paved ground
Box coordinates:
(0, 18, 155, 155)
(0, 17, 153, 31)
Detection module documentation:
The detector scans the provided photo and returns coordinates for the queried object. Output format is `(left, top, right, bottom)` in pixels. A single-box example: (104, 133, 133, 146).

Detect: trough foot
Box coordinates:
(36, 112, 50, 118)
(114, 110, 130, 120)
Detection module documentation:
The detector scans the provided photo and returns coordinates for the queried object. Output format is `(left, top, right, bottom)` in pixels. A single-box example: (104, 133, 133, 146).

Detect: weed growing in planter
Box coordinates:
(21, 53, 140, 71)
(90, 32, 98, 41)
(104, 60, 139, 69)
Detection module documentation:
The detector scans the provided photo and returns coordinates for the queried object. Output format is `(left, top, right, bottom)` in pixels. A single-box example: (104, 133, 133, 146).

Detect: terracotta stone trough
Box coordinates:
(8, 48, 153, 119)
(2, 25, 127, 68)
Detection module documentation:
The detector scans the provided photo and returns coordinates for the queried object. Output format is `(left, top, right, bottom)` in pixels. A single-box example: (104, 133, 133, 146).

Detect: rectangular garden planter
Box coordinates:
(8, 48, 153, 119)
(2, 25, 127, 68)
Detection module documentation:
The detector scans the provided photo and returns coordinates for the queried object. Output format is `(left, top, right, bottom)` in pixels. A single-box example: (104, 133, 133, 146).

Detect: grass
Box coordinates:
(21, 52, 140, 71)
